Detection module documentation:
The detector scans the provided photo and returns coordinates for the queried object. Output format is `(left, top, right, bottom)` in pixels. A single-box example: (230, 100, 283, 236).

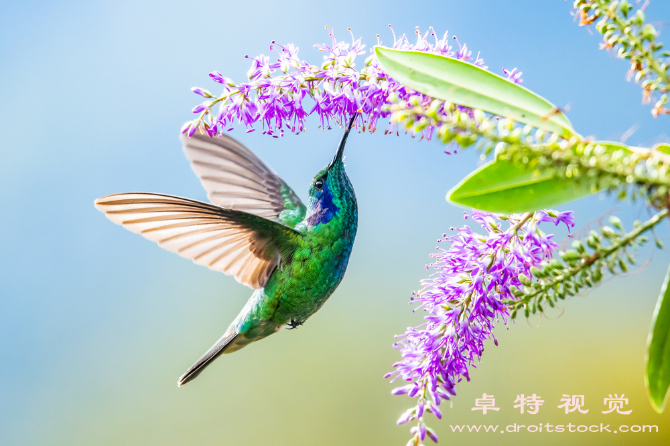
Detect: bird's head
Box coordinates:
(305, 116, 357, 227)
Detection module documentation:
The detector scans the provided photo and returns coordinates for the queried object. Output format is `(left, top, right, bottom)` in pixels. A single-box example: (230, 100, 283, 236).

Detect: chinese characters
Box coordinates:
(513, 394, 544, 414)
(471, 393, 500, 414)
(470, 393, 631, 415)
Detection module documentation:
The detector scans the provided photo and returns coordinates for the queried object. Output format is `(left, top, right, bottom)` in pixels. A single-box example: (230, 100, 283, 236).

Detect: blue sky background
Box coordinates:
(2, 0, 670, 444)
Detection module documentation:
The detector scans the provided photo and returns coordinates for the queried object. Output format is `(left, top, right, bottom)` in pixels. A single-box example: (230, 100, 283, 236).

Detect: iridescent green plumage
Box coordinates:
(94, 120, 358, 386)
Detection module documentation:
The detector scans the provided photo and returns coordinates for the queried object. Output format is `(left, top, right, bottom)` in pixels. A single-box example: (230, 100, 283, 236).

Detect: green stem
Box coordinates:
(513, 212, 534, 234)
(508, 207, 668, 306)
(604, 2, 670, 88)
(394, 101, 670, 190)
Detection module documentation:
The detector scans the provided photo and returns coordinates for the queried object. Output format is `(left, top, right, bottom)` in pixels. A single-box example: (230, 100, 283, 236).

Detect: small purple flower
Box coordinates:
(185, 27, 520, 140)
(396, 408, 415, 425)
(191, 87, 212, 98)
(180, 121, 192, 135)
(187, 121, 198, 137)
(426, 427, 439, 443)
(209, 71, 227, 84)
(503, 67, 524, 84)
(388, 210, 573, 444)
(192, 103, 209, 114)
(552, 211, 575, 229)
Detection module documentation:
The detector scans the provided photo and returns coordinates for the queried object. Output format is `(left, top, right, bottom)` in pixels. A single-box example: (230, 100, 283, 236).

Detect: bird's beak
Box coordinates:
(328, 114, 357, 170)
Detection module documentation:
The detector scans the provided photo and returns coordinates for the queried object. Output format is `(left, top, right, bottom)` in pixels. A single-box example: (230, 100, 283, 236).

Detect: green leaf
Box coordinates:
(447, 141, 632, 213)
(374, 46, 577, 138)
(646, 263, 670, 413)
(447, 159, 595, 213)
(654, 143, 670, 155)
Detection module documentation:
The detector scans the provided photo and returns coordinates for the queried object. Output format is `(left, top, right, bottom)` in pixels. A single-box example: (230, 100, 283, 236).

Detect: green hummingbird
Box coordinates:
(94, 118, 358, 386)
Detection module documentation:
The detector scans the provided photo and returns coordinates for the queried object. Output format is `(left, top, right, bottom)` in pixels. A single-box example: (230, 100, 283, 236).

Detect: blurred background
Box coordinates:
(2, 0, 670, 444)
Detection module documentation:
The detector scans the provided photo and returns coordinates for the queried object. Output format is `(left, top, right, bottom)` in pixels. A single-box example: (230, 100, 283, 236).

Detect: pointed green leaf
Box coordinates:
(447, 141, 632, 213)
(646, 263, 670, 413)
(374, 46, 577, 138)
(447, 159, 594, 213)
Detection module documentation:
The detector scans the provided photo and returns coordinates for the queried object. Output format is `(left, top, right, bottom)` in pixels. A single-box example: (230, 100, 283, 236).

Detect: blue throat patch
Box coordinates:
(307, 182, 340, 225)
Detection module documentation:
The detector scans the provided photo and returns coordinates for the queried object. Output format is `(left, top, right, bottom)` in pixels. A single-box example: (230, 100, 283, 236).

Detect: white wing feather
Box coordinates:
(181, 133, 305, 225)
(94, 193, 297, 289)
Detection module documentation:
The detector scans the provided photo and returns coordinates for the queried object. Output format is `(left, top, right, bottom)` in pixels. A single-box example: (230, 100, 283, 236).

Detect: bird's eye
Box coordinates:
(314, 179, 324, 189)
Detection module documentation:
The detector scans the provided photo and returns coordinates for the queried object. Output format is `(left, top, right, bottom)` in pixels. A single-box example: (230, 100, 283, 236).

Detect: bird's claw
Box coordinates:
(286, 319, 303, 330)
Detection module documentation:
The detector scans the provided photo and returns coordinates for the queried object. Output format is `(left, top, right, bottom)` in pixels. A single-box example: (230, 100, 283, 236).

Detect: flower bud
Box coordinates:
(417, 400, 425, 418)
(618, 258, 628, 272)
(561, 249, 581, 261)
(192, 101, 212, 114)
(592, 267, 603, 283)
(191, 87, 213, 98)
(530, 266, 544, 278)
(209, 71, 226, 83)
(397, 408, 416, 425)
(392, 385, 413, 395)
(180, 121, 192, 134)
(519, 274, 531, 286)
(601, 226, 615, 238)
(426, 427, 439, 443)
(187, 121, 199, 137)
(571, 240, 586, 253)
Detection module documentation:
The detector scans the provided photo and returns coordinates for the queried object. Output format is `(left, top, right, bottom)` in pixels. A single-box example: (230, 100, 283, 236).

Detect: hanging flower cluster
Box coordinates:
(183, 27, 521, 140)
(387, 210, 574, 444)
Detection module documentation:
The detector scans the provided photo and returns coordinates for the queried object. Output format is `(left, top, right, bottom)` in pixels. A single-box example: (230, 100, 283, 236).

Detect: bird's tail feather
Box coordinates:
(178, 330, 238, 387)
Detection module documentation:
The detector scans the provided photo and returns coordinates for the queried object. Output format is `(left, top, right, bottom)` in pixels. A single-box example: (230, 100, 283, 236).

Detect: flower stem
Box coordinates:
(513, 212, 534, 234)
(390, 100, 670, 196)
(603, 2, 670, 88)
(508, 207, 668, 306)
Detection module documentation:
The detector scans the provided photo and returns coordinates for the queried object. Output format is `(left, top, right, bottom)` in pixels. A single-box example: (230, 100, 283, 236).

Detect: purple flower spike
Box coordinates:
(388, 210, 573, 443)
(186, 27, 521, 139)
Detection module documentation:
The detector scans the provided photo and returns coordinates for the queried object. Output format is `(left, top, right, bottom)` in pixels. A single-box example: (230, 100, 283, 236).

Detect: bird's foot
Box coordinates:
(286, 319, 303, 330)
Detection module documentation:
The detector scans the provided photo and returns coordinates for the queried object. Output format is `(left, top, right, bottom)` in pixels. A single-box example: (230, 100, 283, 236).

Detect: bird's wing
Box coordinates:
(181, 133, 306, 228)
(95, 193, 300, 289)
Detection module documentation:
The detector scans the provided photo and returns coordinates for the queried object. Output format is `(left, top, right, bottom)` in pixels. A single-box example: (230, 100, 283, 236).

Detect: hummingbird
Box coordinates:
(94, 117, 358, 386)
